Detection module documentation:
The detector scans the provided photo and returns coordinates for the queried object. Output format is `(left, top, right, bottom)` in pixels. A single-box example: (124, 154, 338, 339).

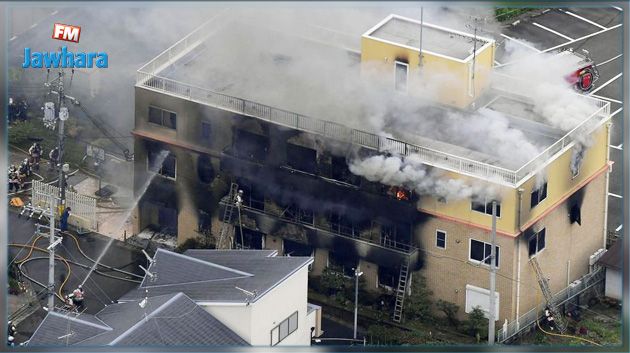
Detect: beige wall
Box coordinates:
(204, 304, 252, 343)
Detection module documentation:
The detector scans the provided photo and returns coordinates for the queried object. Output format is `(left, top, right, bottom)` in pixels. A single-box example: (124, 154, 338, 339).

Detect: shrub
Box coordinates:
(437, 300, 460, 327)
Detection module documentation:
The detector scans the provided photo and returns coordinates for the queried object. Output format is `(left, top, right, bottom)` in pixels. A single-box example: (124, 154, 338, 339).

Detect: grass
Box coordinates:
(495, 8, 535, 22)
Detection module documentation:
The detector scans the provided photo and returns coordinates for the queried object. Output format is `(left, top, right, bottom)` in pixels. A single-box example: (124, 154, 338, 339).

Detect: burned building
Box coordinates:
(132, 11, 612, 330)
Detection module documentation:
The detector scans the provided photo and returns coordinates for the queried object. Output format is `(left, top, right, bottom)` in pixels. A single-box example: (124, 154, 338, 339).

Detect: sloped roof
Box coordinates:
(598, 240, 623, 271)
(28, 293, 247, 347)
(119, 249, 312, 304)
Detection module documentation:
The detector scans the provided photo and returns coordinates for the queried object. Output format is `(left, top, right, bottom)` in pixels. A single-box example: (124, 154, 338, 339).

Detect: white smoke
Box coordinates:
(349, 154, 499, 201)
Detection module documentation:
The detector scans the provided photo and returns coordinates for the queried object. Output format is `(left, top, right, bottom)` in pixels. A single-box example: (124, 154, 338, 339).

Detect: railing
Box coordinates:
(137, 29, 611, 187)
(220, 199, 416, 254)
(31, 180, 97, 231)
(497, 267, 605, 343)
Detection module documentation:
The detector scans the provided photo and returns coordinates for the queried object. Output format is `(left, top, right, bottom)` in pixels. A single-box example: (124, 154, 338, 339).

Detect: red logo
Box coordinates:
(52, 23, 81, 43)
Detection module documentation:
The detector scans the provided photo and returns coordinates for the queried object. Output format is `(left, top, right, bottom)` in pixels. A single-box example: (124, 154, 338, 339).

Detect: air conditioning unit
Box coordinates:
(569, 279, 582, 288)
(589, 248, 606, 266)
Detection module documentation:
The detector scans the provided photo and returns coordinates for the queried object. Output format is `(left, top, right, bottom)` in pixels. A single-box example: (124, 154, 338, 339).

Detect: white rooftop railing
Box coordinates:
(136, 16, 611, 187)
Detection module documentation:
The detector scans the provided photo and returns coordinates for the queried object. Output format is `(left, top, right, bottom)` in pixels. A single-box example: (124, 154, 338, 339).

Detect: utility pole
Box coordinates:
(353, 267, 363, 341)
(55, 70, 67, 206)
(488, 200, 497, 344)
(47, 194, 57, 311)
(418, 7, 424, 68)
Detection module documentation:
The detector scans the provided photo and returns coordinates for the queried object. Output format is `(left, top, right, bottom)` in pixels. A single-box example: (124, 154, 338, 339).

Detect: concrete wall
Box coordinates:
(203, 304, 252, 343)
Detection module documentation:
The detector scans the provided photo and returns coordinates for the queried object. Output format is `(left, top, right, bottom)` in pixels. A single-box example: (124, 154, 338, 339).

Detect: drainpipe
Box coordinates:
(603, 122, 612, 249)
(514, 188, 524, 331)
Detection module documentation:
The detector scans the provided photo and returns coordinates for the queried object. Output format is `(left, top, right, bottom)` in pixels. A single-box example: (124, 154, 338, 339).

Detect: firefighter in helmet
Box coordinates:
(8, 166, 20, 193)
(69, 284, 85, 310)
(17, 159, 31, 187)
(28, 142, 42, 170)
(49, 147, 60, 171)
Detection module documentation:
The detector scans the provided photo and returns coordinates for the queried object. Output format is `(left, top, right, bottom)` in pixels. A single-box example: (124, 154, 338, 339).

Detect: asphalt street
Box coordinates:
(8, 211, 145, 339)
(496, 6, 624, 240)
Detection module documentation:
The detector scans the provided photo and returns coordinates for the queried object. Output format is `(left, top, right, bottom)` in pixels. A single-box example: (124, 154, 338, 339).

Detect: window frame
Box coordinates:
(394, 60, 409, 93)
(528, 228, 546, 258)
(270, 311, 298, 346)
(530, 182, 548, 209)
(471, 198, 501, 218)
(436, 229, 447, 249)
(147, 105, 177, 130)
(147, 150, 177, 181)
(201, 121, 212, 139)
(469, 238, 500, 268)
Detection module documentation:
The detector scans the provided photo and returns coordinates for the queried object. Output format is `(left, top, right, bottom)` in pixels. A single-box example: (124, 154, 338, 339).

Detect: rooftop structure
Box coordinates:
(136, 13, 610, 187)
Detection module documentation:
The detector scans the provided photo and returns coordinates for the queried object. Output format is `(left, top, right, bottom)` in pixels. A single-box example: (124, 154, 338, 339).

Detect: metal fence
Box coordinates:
(31, 180, 97, 231)
(497, 267, 605, 343)
(136, 23, 611, 187)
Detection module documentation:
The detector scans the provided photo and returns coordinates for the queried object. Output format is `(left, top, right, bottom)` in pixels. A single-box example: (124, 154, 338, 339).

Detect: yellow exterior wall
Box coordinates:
(520, 122, 610, 228)
(360, 36, 494, 109)
(417, 171, 519, 236)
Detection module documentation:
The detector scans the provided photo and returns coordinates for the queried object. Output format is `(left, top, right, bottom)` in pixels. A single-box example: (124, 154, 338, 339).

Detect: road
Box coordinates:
(496, 7, 623, 242)
(8, 211, 144, 339)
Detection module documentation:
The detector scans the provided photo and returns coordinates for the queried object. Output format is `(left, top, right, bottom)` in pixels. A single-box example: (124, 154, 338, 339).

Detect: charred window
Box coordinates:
(148, 106, 177, 130)
(197, 154, 214, 184)
(472, 199, 501, 217)
(286, 143, 318, 174)
(378, 266, 399, 288)
(235, 229, 263, 249)
(147, 149, 176, 180)
(531, 182, 548, 209)
(201, 121, 212, 139)
(570, 204, 581, 225)
(328, 251, 357, 277)
(328, 211, 356, 237)
(198, 209, 211, 234)
(331, 156, 360, 185)
(233, 129, 269, 161)
(470, 239, 499, 267)
(284, 239, 313, 257)
(279, 202, 314, 225)
(528, 228, 546, 257)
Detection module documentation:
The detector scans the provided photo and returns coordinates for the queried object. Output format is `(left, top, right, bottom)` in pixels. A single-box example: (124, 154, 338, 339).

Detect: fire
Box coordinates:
(390, 186, 410, 201)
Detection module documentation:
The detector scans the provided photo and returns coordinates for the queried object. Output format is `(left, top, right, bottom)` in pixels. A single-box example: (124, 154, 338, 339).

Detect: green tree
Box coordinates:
(436, 300, 460, 327)
(404, 273, 434, 323)
(466, 306, 488, 340)
(320, 267, 345, 296)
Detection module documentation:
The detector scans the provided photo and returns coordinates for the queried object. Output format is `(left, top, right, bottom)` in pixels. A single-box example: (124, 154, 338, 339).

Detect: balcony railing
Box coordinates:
(221, 199, 417, 254)
(137, 17, 611, 187)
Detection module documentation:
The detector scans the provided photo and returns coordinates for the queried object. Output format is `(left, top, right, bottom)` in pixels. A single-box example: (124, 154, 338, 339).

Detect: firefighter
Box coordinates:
(49, 147, 59, 171)
(7, 335, 15, 347)
(18, 159, 31, 187)
(70, 285, 85, 310)
(235, 190, 244, 208)
(545, 307, 555, 331)
(59, 207, 71, 232)
(8, 166, 20, 193)
(28, 142, 42, 170)
(7, 320, 16, 337)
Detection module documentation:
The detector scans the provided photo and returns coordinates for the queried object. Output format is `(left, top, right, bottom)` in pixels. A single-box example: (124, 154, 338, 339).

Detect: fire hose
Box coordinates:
(536, 319, 601, 346)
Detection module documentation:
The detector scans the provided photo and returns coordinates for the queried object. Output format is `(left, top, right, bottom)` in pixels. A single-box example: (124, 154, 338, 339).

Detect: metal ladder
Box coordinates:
(216, 183, 239, 249)
(392, 259, 410, 323)
(530, 257, 567, 333)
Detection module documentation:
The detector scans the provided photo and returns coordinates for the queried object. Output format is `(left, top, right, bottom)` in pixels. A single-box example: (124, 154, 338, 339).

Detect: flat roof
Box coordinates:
(138, 12, 609, 184)
(364, 14, 493, 61)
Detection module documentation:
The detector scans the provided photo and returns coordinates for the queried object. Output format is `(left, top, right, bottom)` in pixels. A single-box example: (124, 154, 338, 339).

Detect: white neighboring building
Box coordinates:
(118, 249, 322, 346)
(598, 240, 622, 301)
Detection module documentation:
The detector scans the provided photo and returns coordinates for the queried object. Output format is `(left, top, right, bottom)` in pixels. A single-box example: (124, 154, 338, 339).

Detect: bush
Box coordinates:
(437, 300, 460, 327)
(465, 306, 488, 340)
(174, 237, 214, 253)
(495, 8, 534, 22)
(320, 267, 345, 296)
(404, 273, 434, 323)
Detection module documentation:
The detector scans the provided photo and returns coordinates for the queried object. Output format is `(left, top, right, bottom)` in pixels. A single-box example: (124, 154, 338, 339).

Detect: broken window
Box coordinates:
(235, 229, 263, 250)
(328, 251, 357, 278)
(531, 182, 548, 209)
(436, 230, 446, 249)
(570, 204, 581, 225)
(148, 106, 177, 130)
(197, 154, 214, 184)
(472, 198, 501, 217)
(286, 143, 318, 174)
(528, 228, 546, 257)
(470, 239, 499, 267)
(331, 156, 360, 185)
(148, 150, 176, 179)
(233, 129, 269, 162)
(284, 239, 313, 257)
(378, 266, 399, 288)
